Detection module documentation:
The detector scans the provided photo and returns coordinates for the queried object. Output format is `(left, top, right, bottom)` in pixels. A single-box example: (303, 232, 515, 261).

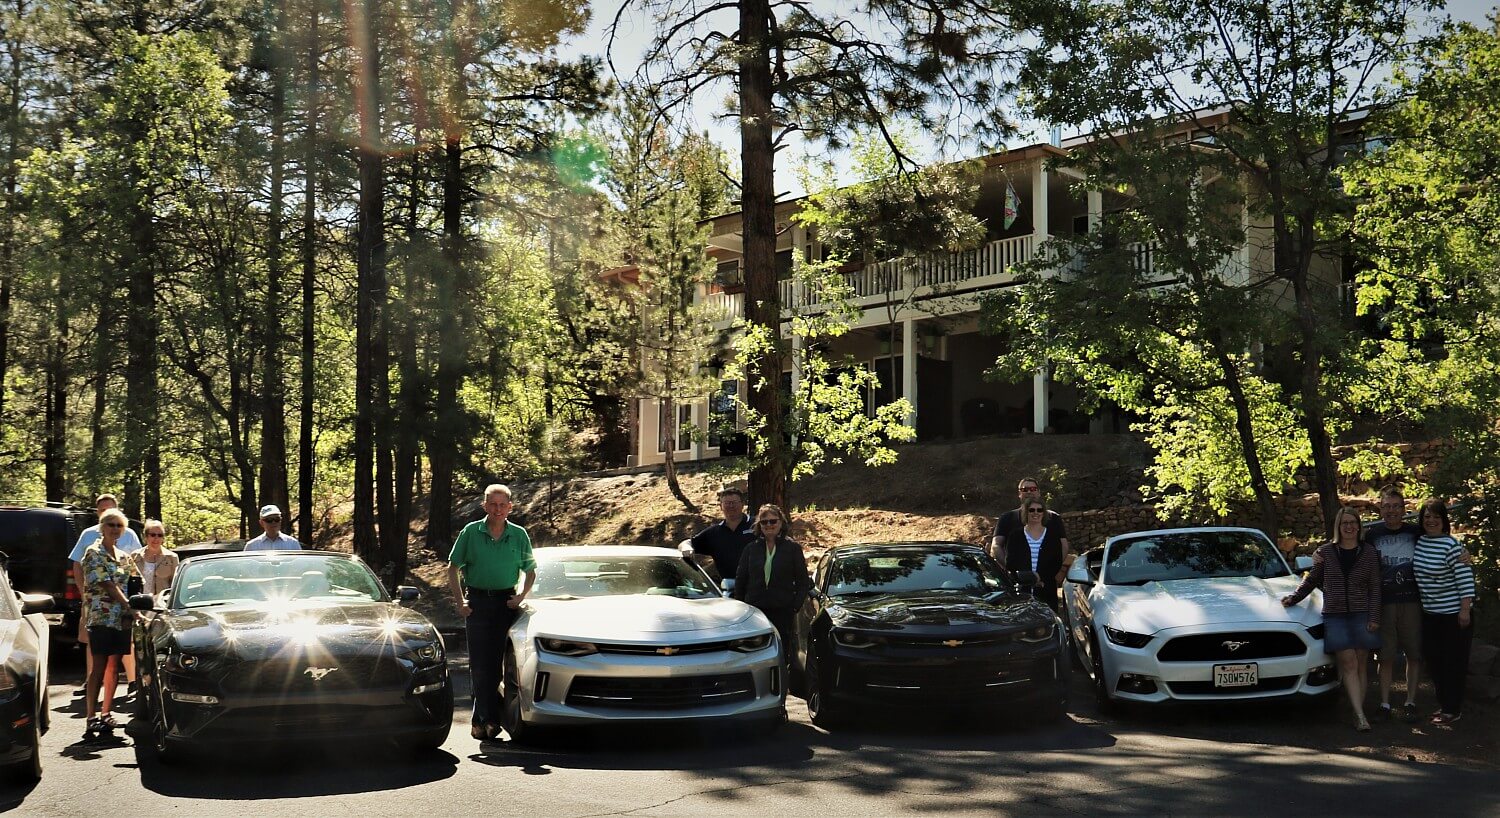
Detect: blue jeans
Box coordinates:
(466, 592, 517, 726)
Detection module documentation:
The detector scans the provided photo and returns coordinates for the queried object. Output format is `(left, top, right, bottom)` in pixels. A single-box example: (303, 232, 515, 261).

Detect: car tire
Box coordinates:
(1089, 634, 1117, 716)
(5, 716, 41, 783)
(804, 643, 843, 729)
(501, 649, 539, 745)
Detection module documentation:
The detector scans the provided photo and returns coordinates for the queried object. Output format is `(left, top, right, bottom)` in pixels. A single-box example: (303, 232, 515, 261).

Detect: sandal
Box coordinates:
(1431, 712, 1461, 725)
(1354, 714, 1371, 732)
(1400, 702, 1419, 723)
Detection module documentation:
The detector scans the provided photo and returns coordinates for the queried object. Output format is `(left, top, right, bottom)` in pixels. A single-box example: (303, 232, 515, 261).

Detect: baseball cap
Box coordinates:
(259, 504, 283, 519)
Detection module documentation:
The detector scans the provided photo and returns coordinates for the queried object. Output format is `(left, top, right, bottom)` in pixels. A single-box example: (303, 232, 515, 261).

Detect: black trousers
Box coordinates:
(760, 606, 797, 665)
(466, 592, 518, 726)
(1421, 610, 1474, 715)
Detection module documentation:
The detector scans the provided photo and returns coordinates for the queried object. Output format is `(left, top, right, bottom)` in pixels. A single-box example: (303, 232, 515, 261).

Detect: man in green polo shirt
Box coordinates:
(447, 483, 537, 741)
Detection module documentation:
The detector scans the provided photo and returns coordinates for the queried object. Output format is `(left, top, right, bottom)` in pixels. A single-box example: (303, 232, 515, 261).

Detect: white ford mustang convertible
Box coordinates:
(1062, 527, 1338, 710)
(501, 545, 785, 742)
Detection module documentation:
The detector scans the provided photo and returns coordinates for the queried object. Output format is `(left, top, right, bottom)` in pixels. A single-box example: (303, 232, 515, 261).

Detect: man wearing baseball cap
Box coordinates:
(244, 504, 302, 551)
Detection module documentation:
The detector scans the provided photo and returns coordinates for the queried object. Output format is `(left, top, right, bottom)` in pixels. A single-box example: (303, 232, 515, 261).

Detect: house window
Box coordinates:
(678, 404, 694, 451)
(657, 401, 696, 453)
(775, 249, 794, 280)
(715, 260, 742, 289)
(709, 380, 737, 447)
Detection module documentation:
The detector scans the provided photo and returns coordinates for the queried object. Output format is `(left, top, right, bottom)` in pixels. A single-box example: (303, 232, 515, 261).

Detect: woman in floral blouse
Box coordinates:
(81, 508, 137, 737)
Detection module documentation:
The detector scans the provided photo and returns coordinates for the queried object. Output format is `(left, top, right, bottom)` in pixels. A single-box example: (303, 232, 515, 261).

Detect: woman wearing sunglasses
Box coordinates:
(80, 508, 138, 738)
(1005, 501, 1067, 611)
(733, 504, 810, 659)
(128, 519, 179, 597)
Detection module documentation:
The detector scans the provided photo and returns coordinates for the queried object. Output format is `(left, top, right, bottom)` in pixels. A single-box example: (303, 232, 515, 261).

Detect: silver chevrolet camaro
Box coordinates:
(500, 545, 786, 742)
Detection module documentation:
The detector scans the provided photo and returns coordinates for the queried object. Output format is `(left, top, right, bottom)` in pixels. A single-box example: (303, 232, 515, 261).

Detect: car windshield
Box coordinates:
(531, 554, 718, 599)
(173, 554, 388, 607)
(1104, 532, 1290, 585)
(827, 550, 1005, 596)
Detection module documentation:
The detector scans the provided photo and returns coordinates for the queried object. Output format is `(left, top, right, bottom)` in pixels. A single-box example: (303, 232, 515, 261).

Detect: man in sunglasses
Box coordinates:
(244, 504, 303, 551)
(990, 478, 1071, 567)
(68, 494, 142, 697)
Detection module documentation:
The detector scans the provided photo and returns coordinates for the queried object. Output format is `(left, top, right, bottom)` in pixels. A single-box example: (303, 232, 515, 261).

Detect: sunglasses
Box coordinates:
(103, 522, 125, 529)
(146, 531, 166, 538)
(263, 516, 282, 522)
(1026, 507, 1045, 513)
(757, 518, 781, 525)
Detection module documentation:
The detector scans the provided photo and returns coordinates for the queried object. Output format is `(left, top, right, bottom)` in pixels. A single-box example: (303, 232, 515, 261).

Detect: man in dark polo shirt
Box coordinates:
(688, 487, 754, 583)
(990, 476, 1071, 569)
(447, 483, 537, 741)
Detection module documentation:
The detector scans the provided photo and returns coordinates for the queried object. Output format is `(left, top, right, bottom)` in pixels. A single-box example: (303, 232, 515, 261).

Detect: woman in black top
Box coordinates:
(1004, 500, 1066, 611)
(734, 504, 810, 659)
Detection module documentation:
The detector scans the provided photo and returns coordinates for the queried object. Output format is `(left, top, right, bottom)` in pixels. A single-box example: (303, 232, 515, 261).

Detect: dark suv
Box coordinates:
(0, 503, 96, 645)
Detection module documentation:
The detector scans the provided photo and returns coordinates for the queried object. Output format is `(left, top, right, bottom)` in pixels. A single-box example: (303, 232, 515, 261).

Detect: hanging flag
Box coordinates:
(1003, 179, 1020, 229)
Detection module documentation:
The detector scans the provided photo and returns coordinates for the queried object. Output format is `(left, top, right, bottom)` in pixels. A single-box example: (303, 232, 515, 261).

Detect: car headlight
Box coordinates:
(537, 637, 598, 657)
(166, 653, 202, 672)
(1103, 626, 1153, 648)
(1018, 623, 1056, 643)
(831, 629, 886, 649)
(410, 642, 444, 666)
(729, 632, 774, 653)
(1307, 624, 1326, 640)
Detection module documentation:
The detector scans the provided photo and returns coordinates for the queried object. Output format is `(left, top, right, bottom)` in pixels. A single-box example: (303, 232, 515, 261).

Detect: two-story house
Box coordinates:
(620, 109, 1345, 469)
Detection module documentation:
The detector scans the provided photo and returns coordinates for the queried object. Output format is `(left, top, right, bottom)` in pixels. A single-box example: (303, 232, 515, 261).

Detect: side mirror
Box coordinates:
(396, 586, 420, 603)
(128, 593, 157, 611)
(1065, 561, 1095, 588)
(18, 592, 54, 615)
(1294, 556, 1314, 573)
(808, 588, 826, 603)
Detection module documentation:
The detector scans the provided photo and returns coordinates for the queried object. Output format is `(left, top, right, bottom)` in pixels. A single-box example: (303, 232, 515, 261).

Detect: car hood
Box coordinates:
(1102, 575, 1321, 634)
(525, 595, 759, 639)
(162, 600, 439, 657)
(828, 589, 1054, 632)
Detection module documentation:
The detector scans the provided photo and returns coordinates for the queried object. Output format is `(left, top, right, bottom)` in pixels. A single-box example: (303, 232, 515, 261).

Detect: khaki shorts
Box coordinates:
(1379, 602, 1423, 657)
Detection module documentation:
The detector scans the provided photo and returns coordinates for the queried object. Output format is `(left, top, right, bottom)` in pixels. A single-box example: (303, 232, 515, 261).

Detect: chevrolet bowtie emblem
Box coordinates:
(656, 646, 679, 656)
(943, 639, 964, 648)
(304, 667, 339, 681)
(1222, 640, 1250, 652)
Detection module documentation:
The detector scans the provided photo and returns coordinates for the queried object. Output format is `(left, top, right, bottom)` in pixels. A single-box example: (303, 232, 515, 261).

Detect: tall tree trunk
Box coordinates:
(0, 7, 22, 427)
(661, 397, 697, 513)
(392, 153, 421, 577)
(1212, 344, 1278, 537)
(297, 2, 319, 543)
(259, 0, 290, 517)
(88, 300, 110, 497)
(352, 0, 383, 567)
(426, 135, 463, 553)
(45, 286, 66, 502)
(739, 0, 785, 512)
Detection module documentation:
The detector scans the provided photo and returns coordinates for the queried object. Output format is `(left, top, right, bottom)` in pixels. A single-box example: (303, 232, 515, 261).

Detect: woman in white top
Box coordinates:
(129, 519, 180, 597)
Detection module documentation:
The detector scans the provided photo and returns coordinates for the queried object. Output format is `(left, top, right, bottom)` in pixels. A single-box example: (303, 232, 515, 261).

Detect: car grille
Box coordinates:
(1156, 631, 1307, 662)
(1165, 675, 1300, 695)
(220, 656, 408, 694)
(876, 633, 1017, 649)
(594, 640, 734, 656)
(565, 673, 755, 710)
(857, 660, 1042, 694)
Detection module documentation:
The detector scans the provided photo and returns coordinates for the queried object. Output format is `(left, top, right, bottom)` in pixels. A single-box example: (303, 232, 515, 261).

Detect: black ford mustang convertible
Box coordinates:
(130, 551, 452, 761)
(795, 542, 1068, 727)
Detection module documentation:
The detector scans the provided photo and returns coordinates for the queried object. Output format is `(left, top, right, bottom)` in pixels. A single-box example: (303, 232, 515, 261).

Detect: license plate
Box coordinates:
(1213, 662, 1258, 688)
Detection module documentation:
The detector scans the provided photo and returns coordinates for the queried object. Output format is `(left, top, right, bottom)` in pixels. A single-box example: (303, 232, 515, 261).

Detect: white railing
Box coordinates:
(701, 291, 743, 323)
(720, 234, 1042, 316)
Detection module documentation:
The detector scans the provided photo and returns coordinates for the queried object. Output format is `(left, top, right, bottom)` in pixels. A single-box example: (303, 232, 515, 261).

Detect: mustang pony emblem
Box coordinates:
(943, 639, 964, 648)
(656, 646, 680, 656)
(1221, 640, 1251, 652)
(304, 667, 339, 681)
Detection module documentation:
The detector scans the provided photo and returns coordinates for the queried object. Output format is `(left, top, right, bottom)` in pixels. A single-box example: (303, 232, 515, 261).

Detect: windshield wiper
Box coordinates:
(184, 601, 233, 608)
(535, 594, 581, 600)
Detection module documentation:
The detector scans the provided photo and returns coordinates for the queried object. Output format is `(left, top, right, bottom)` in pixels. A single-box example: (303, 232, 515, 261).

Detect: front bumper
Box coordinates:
(157, 664, 452, 744)
(823, 639, 1065, 708)
(519, 642, 785, 727)
(1099, 623, 1337, 703)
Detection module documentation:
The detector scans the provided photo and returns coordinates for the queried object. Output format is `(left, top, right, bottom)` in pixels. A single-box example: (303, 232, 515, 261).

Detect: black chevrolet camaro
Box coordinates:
(794, 542, 1068, 727)
(130, 550, 452, 761)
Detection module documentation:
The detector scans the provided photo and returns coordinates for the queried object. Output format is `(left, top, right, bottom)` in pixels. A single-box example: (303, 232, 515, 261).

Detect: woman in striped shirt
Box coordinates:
(1414, 499, 1476, 725)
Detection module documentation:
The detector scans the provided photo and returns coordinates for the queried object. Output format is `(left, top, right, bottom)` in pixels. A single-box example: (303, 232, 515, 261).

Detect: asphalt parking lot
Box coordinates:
(3, 648, 1496, 817)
